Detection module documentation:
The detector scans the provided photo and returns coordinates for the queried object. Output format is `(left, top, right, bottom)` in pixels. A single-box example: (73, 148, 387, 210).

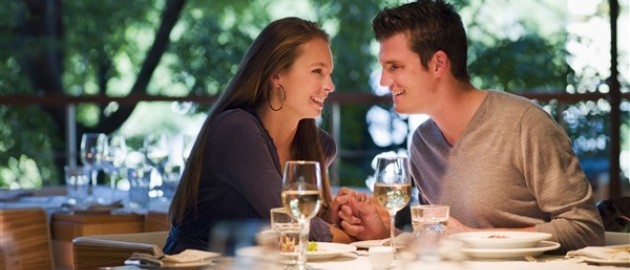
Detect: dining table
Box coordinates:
(102, 252, 628, 270)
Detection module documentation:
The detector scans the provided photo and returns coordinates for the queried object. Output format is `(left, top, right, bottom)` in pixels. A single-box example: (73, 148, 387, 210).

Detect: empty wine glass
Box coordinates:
(102, 134, 127, 202)
(80, 133, 107, 201)
(373, 156, 411, 250)
(281, 160, 322, 269)
(144, 133, 169, 190)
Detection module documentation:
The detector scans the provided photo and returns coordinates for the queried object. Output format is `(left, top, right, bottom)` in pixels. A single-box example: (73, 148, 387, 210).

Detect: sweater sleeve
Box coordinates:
(208, 111, 282, 219)
(519, 107, 605, 251)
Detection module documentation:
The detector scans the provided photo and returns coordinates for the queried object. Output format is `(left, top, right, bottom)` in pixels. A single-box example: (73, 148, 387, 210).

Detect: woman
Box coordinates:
(164, 17, 351, 254)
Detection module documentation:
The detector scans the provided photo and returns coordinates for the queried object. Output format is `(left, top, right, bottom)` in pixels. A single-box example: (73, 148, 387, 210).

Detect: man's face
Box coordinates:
(378, 33, 436, 114)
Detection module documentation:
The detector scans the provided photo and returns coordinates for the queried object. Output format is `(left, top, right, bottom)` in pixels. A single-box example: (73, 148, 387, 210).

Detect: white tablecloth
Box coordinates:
(307, 254, 626, 270)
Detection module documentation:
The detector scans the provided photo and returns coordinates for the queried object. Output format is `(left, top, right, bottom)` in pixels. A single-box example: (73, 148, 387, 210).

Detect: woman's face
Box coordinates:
(276, 38, 335, 119)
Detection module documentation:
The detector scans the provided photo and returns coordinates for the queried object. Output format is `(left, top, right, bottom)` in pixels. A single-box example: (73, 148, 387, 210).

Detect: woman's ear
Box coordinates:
(271, 72, 282, 88)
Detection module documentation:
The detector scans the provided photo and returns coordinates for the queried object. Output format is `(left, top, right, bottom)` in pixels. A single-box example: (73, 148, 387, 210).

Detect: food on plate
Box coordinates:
(307, 241, 318, 252)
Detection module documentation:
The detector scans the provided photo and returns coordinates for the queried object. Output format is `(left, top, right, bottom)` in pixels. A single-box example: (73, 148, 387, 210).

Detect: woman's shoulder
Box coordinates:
(213, 109, 261, 129)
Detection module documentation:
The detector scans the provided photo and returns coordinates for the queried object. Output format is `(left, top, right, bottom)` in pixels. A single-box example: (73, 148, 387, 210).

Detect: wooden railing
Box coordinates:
(1, 91, 628, 198)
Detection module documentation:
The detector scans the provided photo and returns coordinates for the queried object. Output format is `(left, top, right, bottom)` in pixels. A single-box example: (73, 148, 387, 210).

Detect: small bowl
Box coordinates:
(369, 246, 394, 269)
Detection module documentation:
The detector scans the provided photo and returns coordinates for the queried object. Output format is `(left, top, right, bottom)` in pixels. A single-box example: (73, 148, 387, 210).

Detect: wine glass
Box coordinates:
(373, 156, 411, 250)
(80, 133, 107, 201)
(281, 160, 322, 269)
(144, 133, 169, 187)
(102, 135, 127, 202)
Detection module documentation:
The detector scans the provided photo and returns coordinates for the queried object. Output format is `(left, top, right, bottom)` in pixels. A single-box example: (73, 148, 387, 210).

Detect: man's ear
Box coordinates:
(433, 50, 448, 73)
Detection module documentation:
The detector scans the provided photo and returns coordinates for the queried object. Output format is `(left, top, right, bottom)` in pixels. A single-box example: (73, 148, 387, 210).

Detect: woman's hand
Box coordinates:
(338, 197, 390, 240)
(328, 187, 367, 226)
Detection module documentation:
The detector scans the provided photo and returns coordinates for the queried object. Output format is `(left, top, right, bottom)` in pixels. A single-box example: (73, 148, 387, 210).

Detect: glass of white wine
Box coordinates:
(373, 156, 411, 250)
(281, 160, 322, 269)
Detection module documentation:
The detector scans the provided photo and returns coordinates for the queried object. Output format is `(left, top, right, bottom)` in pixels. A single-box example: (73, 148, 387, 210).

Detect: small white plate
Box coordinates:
(462, 241, 560, 260)
(583, 257, 630, 267)
(351, 233, 414, 249)
(582, 245, 630, 267)
(351, 239, 388, 249)
(351, 239, 407, 250)
(450, 231, 552, 249)
(237, 242, 356, 261)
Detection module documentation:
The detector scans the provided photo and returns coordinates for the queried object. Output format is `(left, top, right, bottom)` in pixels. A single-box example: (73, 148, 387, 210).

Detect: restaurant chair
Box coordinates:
(0, 208, 54, 270)
(604, 231, 630, 246)
(144, 210, 170, 232)
(72, 231, 168, 270)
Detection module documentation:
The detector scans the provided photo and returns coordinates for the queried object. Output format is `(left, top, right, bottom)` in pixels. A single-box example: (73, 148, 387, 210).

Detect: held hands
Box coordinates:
(328, 187, 366, 226)
(329, 187, 475, 240)
(330, 188, 390, 240)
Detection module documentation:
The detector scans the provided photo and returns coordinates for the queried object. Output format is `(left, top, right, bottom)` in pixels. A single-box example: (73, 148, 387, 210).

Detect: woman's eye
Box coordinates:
(312, 69, 323, 74)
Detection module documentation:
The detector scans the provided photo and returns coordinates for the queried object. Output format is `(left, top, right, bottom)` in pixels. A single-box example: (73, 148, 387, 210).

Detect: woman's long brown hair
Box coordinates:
(169, 17, 333, 223)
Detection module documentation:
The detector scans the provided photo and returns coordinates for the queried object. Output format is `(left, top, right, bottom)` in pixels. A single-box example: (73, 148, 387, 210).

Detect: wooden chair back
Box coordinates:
(72, 231, 168, 270)
(0, 208, 54, 270)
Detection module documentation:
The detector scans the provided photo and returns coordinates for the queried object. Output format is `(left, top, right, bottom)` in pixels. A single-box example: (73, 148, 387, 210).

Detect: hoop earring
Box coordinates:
(269, 85, 286, 111)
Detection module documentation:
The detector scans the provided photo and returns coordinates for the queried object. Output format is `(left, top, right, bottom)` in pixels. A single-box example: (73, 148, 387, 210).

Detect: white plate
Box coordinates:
(351, 233, 414, 249)
(351, 239, 407, 250)
(462, 241, 560, 259)
(450, 231, 552, 249)
(351, 239, 388, 249)
(237, 242, 356, 261)
(583, 257, 630, 267)
(582, 245, 630, 267)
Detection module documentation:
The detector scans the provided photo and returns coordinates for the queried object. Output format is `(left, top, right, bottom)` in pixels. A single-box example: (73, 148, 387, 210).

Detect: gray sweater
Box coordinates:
(410, 90, 605, 252)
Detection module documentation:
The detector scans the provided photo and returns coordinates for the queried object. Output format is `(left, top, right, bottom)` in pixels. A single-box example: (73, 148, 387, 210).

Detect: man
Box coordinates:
(335, 0, 604, 252)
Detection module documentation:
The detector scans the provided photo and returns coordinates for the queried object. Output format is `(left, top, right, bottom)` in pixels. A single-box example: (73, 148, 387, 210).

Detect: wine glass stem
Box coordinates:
(89, 168, 98, 196)
(389, 213, 396, 250)
(110, 171, 118, 202)
(298, 218, 309, 268)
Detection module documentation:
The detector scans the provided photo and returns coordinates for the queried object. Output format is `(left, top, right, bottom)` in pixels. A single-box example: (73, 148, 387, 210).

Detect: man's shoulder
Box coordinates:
(413, 119, 441, 143)
(487, 90, 537, 110)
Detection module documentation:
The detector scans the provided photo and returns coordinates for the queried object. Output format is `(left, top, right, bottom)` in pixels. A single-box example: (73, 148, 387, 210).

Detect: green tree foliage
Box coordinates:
(0, 0, 626, 188)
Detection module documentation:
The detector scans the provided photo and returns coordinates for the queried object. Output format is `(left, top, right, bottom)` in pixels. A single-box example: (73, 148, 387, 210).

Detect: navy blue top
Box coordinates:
(163, 109, 336, 254)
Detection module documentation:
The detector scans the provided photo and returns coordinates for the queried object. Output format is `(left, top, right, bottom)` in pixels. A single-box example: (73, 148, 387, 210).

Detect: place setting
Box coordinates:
(237, 161, 358, 268)
(448, 231, 560, 260)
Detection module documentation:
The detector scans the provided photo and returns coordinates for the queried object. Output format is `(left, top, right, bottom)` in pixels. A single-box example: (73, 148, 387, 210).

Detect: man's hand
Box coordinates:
(445, 216, 473, 234)
(328, 187, 367, 226)
(338, 197, 390, 240)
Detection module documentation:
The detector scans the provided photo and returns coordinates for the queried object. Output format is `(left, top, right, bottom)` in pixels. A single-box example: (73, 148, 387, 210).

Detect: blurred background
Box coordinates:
(1, 0, 628, 201)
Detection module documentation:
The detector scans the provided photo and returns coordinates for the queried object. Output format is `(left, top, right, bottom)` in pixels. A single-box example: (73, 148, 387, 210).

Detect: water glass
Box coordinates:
(127, 166, 152, 208)
(410, 204, 450, 262)
(64, 165, 90, 204)
(270, 207, 301, 253)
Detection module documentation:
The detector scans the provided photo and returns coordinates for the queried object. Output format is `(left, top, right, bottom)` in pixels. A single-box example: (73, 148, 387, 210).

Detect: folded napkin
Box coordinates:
(565, 245, 630, 261)
(125, 249, 221, 267)
(163, 249, 220, 263)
